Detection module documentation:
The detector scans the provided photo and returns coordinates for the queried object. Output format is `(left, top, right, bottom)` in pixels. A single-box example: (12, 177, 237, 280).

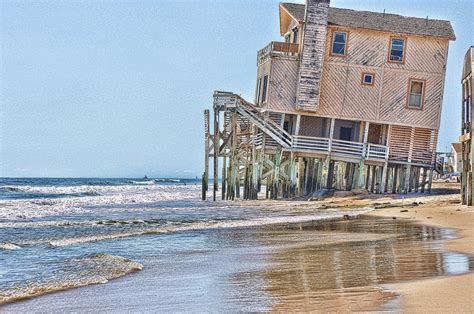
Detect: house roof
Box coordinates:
(279, 3, 456, 40)
(452, 143, 462, 153)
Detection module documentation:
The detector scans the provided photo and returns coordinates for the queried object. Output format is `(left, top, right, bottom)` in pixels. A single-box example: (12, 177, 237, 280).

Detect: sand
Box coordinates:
(367, 188, 474, 313)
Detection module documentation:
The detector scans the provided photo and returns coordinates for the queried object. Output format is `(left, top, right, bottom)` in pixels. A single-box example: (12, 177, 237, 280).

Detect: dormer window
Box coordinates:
(331, 31, 347, 56)
(389, 37, 406, 63)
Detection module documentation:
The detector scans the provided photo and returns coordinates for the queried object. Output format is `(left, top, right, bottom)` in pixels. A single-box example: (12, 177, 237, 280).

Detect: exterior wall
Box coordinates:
(317, 27, 449, 130)
(255, 60, 271, 106)
(258, 57, 299, 112)
(299, 116, 326, 137)
(388, 125, 437, 164)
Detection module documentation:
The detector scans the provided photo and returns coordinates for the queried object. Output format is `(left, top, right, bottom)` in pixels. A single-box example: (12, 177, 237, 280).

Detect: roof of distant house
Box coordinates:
(452, 143, 462, 153)
(280, 3, 456, 40)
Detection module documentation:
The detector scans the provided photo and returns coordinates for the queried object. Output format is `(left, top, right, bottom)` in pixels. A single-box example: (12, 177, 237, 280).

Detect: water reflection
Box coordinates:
(249, 217, 474, 311)
(3, 217, 472, 312)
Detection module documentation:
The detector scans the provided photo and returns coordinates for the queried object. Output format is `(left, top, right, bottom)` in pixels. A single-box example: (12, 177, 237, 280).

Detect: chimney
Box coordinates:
(295, 0, 330, 111)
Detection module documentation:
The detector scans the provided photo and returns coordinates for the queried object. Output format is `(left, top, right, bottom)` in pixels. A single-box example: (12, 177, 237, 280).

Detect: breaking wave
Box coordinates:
(5, 209, 373, 248)
(0, 243, 21, 250)
(0, 253, 143, 305)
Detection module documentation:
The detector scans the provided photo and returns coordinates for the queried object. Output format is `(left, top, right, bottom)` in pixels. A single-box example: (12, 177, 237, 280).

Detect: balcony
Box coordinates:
(257, 41, 299, 66)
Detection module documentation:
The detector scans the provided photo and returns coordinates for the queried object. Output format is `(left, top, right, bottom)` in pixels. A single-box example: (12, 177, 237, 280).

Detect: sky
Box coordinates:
(1, 0, 472, 178)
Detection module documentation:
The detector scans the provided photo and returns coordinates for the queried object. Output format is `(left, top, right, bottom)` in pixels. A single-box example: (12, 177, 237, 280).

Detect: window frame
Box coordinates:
(292, 27, 299, 44)
(261, 75, 269, 103)
(388, 37, 407, 64)
(330, 31, 348, 57)
(406, 78, 426, 110)
(255, 77, 262, 104)
(361, 72, 375, 86)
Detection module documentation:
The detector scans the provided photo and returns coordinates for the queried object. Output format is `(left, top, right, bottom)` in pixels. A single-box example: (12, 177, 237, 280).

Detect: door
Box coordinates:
(340, 127, 352, 141)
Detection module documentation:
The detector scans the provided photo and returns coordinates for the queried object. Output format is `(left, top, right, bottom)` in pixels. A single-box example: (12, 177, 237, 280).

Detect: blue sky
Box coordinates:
(1, 0, 472, 178)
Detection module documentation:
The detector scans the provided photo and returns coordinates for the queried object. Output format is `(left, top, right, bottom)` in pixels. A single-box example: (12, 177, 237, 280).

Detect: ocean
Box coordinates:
(0, 178, 472, 311)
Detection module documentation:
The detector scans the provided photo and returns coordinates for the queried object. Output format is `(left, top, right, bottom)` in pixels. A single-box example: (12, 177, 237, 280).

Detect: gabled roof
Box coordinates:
(452, 143, 462, 153)
(279, 3, 456, 40)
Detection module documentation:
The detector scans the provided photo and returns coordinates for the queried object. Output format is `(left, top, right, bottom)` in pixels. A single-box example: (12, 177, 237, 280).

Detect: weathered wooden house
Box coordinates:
(460, 47, 473, 205)
(203, 0, 455, 201)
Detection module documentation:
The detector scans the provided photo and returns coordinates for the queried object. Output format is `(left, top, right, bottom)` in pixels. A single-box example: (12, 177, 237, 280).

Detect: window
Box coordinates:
(331, 32, 347, 56)
(389, 38, 406, 63)
(261, 75, 268, 103)
(255, 78, 262, 104)
(407, 79, 425, 109)
(361, 73, 375, 86)
(292, 28, 298, 44)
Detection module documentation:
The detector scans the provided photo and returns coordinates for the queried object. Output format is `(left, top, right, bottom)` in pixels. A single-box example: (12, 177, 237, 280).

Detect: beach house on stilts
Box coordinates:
(202, 0, 455, 201)
(460, 47, 473, 205)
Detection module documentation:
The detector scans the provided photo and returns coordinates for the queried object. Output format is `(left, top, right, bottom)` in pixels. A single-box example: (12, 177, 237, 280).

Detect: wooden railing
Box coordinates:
(257, 41, 299, 65)
(292, 136, 330, 152)
(367, 144, 389, 160)
(287, 136, 389, 161)
(331, 139, 365, 157)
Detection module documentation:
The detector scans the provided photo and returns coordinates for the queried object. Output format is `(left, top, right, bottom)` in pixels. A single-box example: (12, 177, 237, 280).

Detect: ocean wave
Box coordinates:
(22, 209, 373, 248)
(0, 218, 166, 229)
(0, 187, 23, 193)
(0, 184, 201, 219)
(155, 179, 181, 183)
(0, 253, 143, 305)
(0, 243, 21, 250)
(128, 180, 156, 185)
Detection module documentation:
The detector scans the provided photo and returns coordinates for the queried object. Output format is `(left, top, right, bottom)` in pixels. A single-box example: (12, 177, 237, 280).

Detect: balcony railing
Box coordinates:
(262, 135, 390, 161)
(257, 41, 299, 66)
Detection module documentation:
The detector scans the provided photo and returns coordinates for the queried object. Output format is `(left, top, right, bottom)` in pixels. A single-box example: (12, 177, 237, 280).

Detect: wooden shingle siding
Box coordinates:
(299, 116, 325, 137)
(388, 125, 437, 164)
(318, 27, 448, 129)
(379, 70, 444, 129)
(325, 28, 388, 66)
(318, 63, 380, 121)
(267, 57, 299, 112)
(387, 36, 447, 74)
(295, 0, 330, 111)
(256, 59, 271, 107)
(388, 125, 413, 161)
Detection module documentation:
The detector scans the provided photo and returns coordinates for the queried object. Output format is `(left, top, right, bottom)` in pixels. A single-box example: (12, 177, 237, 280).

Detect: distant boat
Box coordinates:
(144, 175, 148, 179)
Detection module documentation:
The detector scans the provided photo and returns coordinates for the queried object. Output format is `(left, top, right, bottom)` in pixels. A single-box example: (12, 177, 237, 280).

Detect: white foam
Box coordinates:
(0, 243, 21, 250)
(0, 184, 201, 220)
(30, 208, 373, 248)
(0, 253, 143, 304)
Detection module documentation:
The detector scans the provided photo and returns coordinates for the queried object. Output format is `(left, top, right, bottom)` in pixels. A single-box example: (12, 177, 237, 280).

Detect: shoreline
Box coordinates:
(2, 183, 472, 312)
(367, 198, 474, 313)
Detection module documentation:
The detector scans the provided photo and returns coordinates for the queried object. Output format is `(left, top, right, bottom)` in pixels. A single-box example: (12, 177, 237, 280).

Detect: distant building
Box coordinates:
(450, 143, 462, 173)
(460, 46, 474, 205)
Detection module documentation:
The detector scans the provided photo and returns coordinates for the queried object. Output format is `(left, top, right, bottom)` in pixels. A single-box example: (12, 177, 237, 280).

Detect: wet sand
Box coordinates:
(369, 196, 474, 313)
(3, 182, 472, 312)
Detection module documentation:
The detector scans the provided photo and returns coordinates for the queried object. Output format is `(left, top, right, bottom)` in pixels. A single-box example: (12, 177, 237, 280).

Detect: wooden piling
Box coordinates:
(213, 108, 219, 201)
(202, 109, 210, 200)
